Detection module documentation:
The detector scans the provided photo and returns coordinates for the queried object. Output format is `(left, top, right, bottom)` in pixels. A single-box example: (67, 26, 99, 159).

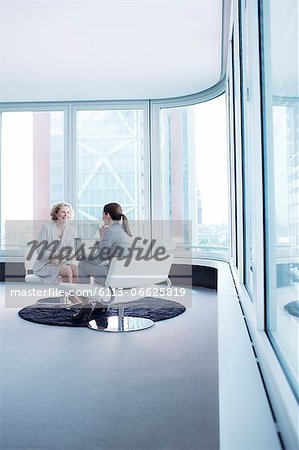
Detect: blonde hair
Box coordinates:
(103, 203, 132, 237)
(50, 202, 74, 221)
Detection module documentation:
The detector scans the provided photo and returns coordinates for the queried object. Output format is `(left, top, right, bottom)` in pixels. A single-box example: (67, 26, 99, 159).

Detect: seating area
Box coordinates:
(24, 241, 175, 331)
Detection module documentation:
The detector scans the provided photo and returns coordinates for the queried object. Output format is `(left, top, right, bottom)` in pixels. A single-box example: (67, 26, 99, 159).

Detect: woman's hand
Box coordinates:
(99, 225, 108, 239)
(50, 251, 65, 265)
(50, 258, 60, 266)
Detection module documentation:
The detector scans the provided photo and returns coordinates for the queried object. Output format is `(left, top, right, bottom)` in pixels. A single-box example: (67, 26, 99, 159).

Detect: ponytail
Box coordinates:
(121, 213, 132, 237)
(103, 203, 132, 237)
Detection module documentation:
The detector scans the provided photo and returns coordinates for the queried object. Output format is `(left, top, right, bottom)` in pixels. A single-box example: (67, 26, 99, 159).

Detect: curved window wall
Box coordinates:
(0, 92, 228, 260)
(227, 0, 298, 447)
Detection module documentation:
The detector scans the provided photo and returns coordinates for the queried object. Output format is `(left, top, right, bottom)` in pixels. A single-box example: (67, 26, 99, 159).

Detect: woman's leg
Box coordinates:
(78, 260, 108, 284)
(72, 262, 108, 321)
(59, 264, 73, 282)
(59, 264, 83, 303)
(68, 263, 78, 283)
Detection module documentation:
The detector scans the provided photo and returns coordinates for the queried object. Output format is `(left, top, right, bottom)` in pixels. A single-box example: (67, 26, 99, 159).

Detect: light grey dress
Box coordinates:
(33, 221, 77, 285)
(78, 222, 132, 284)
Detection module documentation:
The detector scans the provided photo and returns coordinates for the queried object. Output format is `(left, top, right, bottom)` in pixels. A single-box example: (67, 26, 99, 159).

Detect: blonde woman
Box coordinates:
(33, 202, 78, 284)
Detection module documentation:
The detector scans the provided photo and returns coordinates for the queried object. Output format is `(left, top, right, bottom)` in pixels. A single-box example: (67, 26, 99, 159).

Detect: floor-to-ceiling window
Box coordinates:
(0, 110, 64, 252)
(260, 0, 298, 396)
(158, 94, 229, 258)
(76, 108, 145, 222)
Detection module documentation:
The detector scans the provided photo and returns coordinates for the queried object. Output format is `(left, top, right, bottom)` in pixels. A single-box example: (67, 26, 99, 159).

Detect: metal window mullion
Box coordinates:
(150, 101, 162, 221)
(0, 111, 2, 254)
(246, 0, 266, 331)
(142, 101, 151, 222)
(259, 0, 277, 332)
(64, 105, 76, 210)
(0, 103, 68, 112)
(227, 43, 237, 265)
(233, 1, 245, 285)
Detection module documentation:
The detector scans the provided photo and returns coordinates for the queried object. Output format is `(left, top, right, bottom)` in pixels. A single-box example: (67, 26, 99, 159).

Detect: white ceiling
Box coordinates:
(0, 0, 224, 102)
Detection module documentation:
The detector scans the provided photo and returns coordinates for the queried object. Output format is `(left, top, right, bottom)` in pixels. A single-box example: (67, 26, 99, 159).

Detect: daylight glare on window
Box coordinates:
(160, 94, 229, 258)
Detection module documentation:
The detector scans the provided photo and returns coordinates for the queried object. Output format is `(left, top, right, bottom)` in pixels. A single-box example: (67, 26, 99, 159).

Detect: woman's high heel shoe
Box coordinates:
(72, 304, 94, 322)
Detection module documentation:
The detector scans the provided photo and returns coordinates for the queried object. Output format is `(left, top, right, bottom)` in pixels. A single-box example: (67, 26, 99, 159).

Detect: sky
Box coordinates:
(194, 95, 229, 225)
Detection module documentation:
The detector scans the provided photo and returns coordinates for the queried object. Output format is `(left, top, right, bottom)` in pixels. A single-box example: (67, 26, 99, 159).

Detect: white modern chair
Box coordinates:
(104, 253, 174, 301)
(87, 253, 174, 332)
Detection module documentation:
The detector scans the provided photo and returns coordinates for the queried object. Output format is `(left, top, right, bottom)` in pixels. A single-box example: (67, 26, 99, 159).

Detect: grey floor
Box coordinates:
(0, 286, 219, 450)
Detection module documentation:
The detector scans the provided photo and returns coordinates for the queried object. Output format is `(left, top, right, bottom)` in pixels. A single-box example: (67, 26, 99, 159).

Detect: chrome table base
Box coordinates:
(88, 303, 154, 332)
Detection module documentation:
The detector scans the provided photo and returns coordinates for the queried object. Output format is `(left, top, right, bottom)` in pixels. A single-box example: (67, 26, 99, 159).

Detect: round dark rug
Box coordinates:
(18, 297, 186, 327)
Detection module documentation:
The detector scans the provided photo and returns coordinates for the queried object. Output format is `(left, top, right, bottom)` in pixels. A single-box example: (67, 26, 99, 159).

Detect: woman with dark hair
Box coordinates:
(72, 203, 132, 320)
(77, 202, 132, 284)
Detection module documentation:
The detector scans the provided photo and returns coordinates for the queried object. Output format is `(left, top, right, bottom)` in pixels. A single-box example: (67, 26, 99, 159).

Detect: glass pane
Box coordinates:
(240, 2, 253, 297)
(76, 109, 145, 232)
(1, 111, 64, 250)
(261, 0, 299, 395)
(160, 95, 229, 258)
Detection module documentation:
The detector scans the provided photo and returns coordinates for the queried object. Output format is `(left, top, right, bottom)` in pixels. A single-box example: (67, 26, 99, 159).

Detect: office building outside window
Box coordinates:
(76, 109, 145, 224)
(160, 95, 229, 258)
